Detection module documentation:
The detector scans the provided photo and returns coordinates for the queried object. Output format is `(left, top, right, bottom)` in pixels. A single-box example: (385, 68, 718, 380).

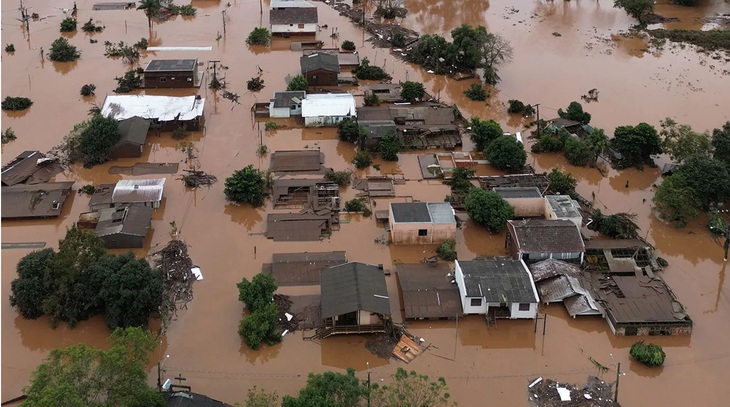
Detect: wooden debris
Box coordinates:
(180, 169, 217, 188)
(392, 332, 427, 363)
(222, 91, 240, 104)
(152, 240, 196, 336)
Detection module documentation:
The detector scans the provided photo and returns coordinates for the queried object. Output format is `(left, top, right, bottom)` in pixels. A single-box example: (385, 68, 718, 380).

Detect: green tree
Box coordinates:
(436, 240, 457, 261)
(379, 132, 403, 161)
(630, 341, 666, 367)
(282, 368, 368, 407)
(114, 69, 143, 93)
(486, 136, 526, 172)
(363, 92, 380, 106)
(711, 121, 730, 169)
(464, 189, 515, 233)
(675, 155, 730, 210)
(23, 327, 164, 407)
(10, 249, 55, 319)
(585, 128, 610, 164)
(247, 27, 271, 46)
(224, 165, 269, 207)
(352, 150, 372, 169)
(60, 17, 77, 32)
(338, 117, 366, 143)
(444, 166, 475, 193)
(137, 0, 162, 28)
(653, 173, 701, 227)
(49, 37, 81, 62)
(2, 127, 17, 144)
(78, 115, 121, 167)
(287, 74, 308, 91)
(238, 386, 279, 407)
(479, 31, 513, 85)
(237, 273, 278, 312)
(238, 302, 282, 350)
(614, 0, 655, 26)
(1, 97, 33, 111)
(557, 101, 591, 125)
(341, 40, 356, 51)
(564, 137, 592, 167)
(507, 99, 526, 114)
(451, 24, 488, 69)
(469, 118, 503, 151)
(353, 57, 392, 81)
(404, 34, 457, 74)
(547, 168, 577, 195)
(464, 83, 488, 101)
(611, 122, 662, 169)
(660, 118, 711, 163)
(400, 81, 426, 103)
(371, 367, 455, 407)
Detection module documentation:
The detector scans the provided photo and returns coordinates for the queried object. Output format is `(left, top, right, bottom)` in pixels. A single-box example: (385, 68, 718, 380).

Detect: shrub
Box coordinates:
(344, 198, 367, 212)
(2, 128, 17, 144)
(49, 37, 81, 62)
(630, 341, 666, 367)
(80, 84, 96, 96)
(341, 40, 356, 51)
(224, 165, 269, 207)
(379, 132, 403, 161)
(5, 44, 15, 53)
(353, 57, 392, 81)
(1, 97, 33, 111)
(60, 17, 77, 32)
(247, 77, 265, 91)
(352, 150, 372, 169)
(265, 121, 278, 131)
(507, 99, 526, 114)
(247, 27, 271, 46)
(464, 83, 488, 101)
(400, 81, 426, 103)
(114, 70, 142, 93)
(287, 74, 308, 91)
(547, 168, 577, 195)
(364, 92, 380, 106)
(391, 32, 406, 48)
(436, 239, 457, 261)
(81, 19, 104, 33)
(338, 117, 366, 143)
(324, 169, 351, 186)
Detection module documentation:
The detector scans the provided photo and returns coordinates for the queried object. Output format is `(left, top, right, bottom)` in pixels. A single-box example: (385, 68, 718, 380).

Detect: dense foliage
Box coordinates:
(379, 132, 403, 161)
(338, 118, 366, 143)
(652, 173, 701, 227)
(78, 115, 121, 167)
(465, 189, 514, 233)
(247, 27, 272, 45)
(614, 0, 655, 26)
(114, 69, 143, 93)
(352, 150, 372, 169)
(711, 121, 730, 168)
(371, 368, 455, 407)
(464, 83, 488, 101)
(9, 227, 163, 329)
(557, 101, 591, 124)
(353, 57, 392, 80)
(341, 40, 356, 51)
(400, 81, 426, 103)
(590, 210, 640, 239)
(282, 368, 368, 407)
(224, 165, 270, 207)
(444, 166, 475, 193)
(436, 240, 457, 261)
(23, 327, 164, 407)
(630, 341, 666, 367)
(485, 136, 526, 172)
(469, 117, 503, 151)
(547, 168, 577, 195)
(1, 96, 33, 111)
(60, 17, 77, 32)
(610, 122, 662, 169)
(237, 274, 282, 350)
(344, 198, 370, 215)
(564, 137, 592, 167)
(49, 37, 81, 62)
(660, 118, 711, 163)
(287, 74, 308, 91)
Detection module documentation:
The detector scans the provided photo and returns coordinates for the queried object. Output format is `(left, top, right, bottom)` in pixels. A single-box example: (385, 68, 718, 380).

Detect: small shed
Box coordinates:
(359, 120, 397, 150)
(454, 259, 539, 319)
(396, 263, 461, 320)
(1, 151, 62, 186)
(269, 150, 325, 173)
(388, 202, 456, 245)
(109, 116, 150, 159)
(1, 181, 74, 219)
(544, 195, 582, 228)
(300, 53, 340, 87)
(94, 205, 154, 249)
(89, 178, 165, 210)
(143, 59, 201, 88)
(301, 93, 356, 127)
(269, 91, 305, 118)
(270, 3, 318, 36)
(506, 219, 585, 263)
(493, 187, 544, 218)
(320, 262, 391, 335)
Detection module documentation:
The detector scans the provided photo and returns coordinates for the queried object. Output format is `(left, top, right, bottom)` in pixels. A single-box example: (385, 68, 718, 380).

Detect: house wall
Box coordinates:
(431, 222, 456, 244)
(390, 220, 433, 245)
(304, 115, 349, 127)
(158, 118, 202, 132)
(143, 70, 196, 88)
(506, 228, 520, 260)
(92, 201, 161, 211)
(271, 23, 317, 35)
(305, 69, 338, 86)
(270, 106, 292, 118)
(506, 197, 545, 218)
(508, 302, 538, 319)
(358, 310, 381, 325)
(454, 261, 488, 315)
(523, 251, 581, 261)
(108, 142, 143, 159)
(99, 233, 144, 249)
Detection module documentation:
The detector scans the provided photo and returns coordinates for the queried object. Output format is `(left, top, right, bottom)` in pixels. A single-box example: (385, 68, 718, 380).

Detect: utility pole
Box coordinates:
(157, 362, 162, 390)
(367, 371, 371, 407)
(222, 10, 226, 34)
(533, 103, 541, 137)
(260, 0, 263, 14)
(614, 362, 621, 404)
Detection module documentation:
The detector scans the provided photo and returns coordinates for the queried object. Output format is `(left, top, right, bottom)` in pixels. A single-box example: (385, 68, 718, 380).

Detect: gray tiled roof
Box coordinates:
(270, 7, 318, 25)
(457, 259, 538, 303)
(494, 187, 543, 199)
(320, 262, 390, 319)
(300, 52, 340, 73)
(391, 202, 431, 223)
(508, 219, 585, 253)
(271, 91, 305, 108)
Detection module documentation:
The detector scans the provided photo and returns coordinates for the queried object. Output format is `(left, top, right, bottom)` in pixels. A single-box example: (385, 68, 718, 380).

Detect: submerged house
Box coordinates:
(301, 93, 356, 127)
(1, 181, 74, 219)
(528, 258, 600, 317)
(300, 52, 340, 87)
(89, 178, 166, 210)
(388, 202, 456, 245)
(506, 219, 585, 262)
(142, 59, 201, 88)
(494, 187, 544, 218)
(109, 116, 150, 159)
(544, 194, 583, 228)
(454, 259, 539, 320)
(269, 91, 305, 118)
(318, 262, 391, 337)
(396, 263, 461, 320)
(1, 151, 62, 186)
(360, 120, 398, 150)
(270, 0, 318, 36)
(93, 205, 154, 249)
(101, 95, 205, 131)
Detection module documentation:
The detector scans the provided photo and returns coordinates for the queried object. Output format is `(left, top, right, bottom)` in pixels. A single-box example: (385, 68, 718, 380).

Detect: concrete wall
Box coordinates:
(389, 216, 455, 245)
(508, 302, 538, 319)
(544, 199, 582, 228)
(144, 70, 196, 88)
(269, 106, 299, 118)
(506, 197, 545, 218)
(272, 23, 317, 35)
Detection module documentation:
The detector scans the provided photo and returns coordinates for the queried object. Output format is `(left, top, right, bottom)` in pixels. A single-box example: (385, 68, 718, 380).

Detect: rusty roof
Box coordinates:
(508, 219, 585, 254)
(320, 262, 390, 319)
(1, 181, 74, 219)
(266, 212, 330, 241)
(397, 263, 461, 319)
(1, 151, 62, 186)
(263, 251, 347, 286)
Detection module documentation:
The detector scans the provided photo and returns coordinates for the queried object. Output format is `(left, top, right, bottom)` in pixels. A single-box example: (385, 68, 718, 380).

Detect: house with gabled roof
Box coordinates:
(89, 178, 165, 210)
(93, 205, 154, 249)
(109, 116, 150, 159)
(1, 151, 62, 186)
(269, 91, 305, 118)
(506, 219, 585, 263)
(270, 0, 318, 36)
(300, 52, 340, 86)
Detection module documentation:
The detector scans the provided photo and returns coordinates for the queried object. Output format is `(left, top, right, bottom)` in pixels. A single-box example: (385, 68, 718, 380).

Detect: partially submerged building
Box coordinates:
(362, 83, 402, 103)
(544, 194, 583, 228)
(1, 181, 74, 219)
(109, 116, 150, 159)
(506, 219, 585, 262)
(454, 259, 539, 320)
(359, 120, 398, 150)
(269, 150, 325, 173)
(301, 93, 356, 127)
(266, 212, 337, 241)
(91, 205, 154, 249)
(142, 59, 202, 88)
(269, 91, 305, 118)
(1, 151, 62, 186)
(357, 104, 460, 149)
(262, 251, 347, 286)
(89, 178, 165, 210)
(478, 173, 550, 193)
(545, 117, 594, 138)
(494, 187, 544, 218)
(396, 263, 461, 320)
(583, 239, 662, 275)
(303, 48, 361, 71)
(388, 202, 456, 245)
(271, 178, 340, 209)
(101, 95, 205, 131)
(300, 53, 340, 87)
(529, 259, 600, 317)
(270, 0, 318, 36)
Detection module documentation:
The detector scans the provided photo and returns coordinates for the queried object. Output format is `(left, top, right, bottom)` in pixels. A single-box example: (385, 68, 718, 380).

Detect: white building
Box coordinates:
(270, 0, 318, 36)
(454, 258, 539, 319)
(269, 91, 305, 118)
(301, 93, 356, 127)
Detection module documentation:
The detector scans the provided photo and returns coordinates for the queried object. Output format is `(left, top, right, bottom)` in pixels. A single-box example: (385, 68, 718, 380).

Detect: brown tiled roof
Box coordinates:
(396, 263, 461, 319)
(508, 219, 585, 254)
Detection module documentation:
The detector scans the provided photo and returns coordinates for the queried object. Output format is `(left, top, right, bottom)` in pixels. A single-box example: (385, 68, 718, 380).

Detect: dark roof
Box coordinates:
(270, 150, 324, 173)
(271, 91, 306, 108)
(547, 117, 582, 129)
(270, 7, 318, 25)
(263, 251, 347, 286)
(391, 202, 431, 223)
(360, 120, 397, 141)
(266, 213, 330, 241)
(166, 391, 233, 407)
(320, 262, 390, 319)
(529, 258, 582, 282)
(1, 182, 74, 219)
(397, 263, 462, 319)
(457, 259, 538, 303)
(508, 219, 585, 254)
(478, 174, 550, 191)
(1, 151, 62, 186)
(95, 205, 153, 238)
(117, 116, 151, 145)
(493, 187, 543, 199)
(145, 59, 197, 72)
(584, 239, 650, 250)
(300, 53, 340, 74)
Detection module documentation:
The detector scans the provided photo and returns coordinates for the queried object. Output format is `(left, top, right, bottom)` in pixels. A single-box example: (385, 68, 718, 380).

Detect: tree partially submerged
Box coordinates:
(78, 115, 121, 167)
(464, 83, 488, 101)
(444, 166, 475, 193)
(338, 117, 366, 143)
(114, 69, 143, 93)
(137, 0, 162, 28)
(469, 117, 503, 151)
(60, 17, 77, 32)
(436, 239, 457, 261)
(49, 37, 81, 62)
(1, 96, 33, 111)
(353, 57, 392, 80)
(547, 168, 577, 195)
(465, 189, 514, 233)
(660, 118, 711, 163)
(400, 81, 425, 103)
(630, 341, 666, 367)
(287, 74, 308, 91)
(614, 0, 655, 26)
(712, 121, 730, 169)
(379, 132, 403, 161)
(557, 101, 591, 125)
(486, 136, 526, 172)
(282, 368, 368, 407)
(224, 165, 270, 207)
(371, 367, 456, 407)
(610, 122, 662, 169)
(237, 274, 282, 350)
(247, 27, 271, 46)
(2, 128, 17, 144)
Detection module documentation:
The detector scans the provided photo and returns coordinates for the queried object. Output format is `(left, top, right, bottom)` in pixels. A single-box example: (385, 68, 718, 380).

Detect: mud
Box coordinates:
(3, 1, 730, 406)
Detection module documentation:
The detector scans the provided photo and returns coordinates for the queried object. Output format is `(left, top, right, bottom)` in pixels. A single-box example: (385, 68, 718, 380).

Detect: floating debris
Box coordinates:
(180, 169, 217, 189)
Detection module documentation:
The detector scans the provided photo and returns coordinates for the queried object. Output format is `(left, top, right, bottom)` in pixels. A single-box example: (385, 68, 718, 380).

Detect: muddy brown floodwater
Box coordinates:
(2, 0, 730, 405)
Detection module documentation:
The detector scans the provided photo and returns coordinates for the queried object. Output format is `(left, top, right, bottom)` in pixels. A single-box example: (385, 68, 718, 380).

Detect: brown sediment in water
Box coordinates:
(3, 1, 730, 406)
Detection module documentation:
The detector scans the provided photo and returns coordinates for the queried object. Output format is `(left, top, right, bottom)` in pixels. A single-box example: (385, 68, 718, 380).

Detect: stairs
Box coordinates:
(306, 327, 334, 341)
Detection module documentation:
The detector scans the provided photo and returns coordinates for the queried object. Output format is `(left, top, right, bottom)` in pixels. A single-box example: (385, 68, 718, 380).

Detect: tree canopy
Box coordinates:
(444, 166, 475, 193)
(485, 136, 526, 172)
(337, 117, 366, 143)
(469, 118, 503, 151)
(353, 57, 392, 81)
(371, 368, 455, 407)
(137, 0, 162, 28)
(247, 27, 271, 45)
(224, 165, 269, 207)
(287, 75, 308, 92)
(282, 368, 368, 407)
(653, 172, 702, 227)
(237, 273, 278, 312)
(238, 386, 279, 407)
(547, 168, 577, 195)
(400, 81, 426, 103)
(465, 189, 515, 233)
(78, 115, 121, 167)
(558, 101, 591, 124)
(378, 132, 403, 161)
(660, 118, 711, 163)
(610, 122, 662, 169)
(711, 121, 730, 169)
(237, 273, 281, 350)
(23, 327, 164, 407)
(49, 37, 81, 62)
(564, 137, 592, 167)
(614, 0, 655, 26)
(674, 154, 730, 210)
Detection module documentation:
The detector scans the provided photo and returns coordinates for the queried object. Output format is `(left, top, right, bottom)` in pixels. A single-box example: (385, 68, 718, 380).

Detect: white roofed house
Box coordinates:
(100, 95, 205, 131)
(269, 91, 306, 118)
(89, 178, 166, 211)
(269, 0, 318, 36)
(301, 93, 356, 127)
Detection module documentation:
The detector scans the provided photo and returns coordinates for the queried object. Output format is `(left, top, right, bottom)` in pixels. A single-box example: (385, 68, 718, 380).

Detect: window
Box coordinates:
(291, 105, 297, 110)
(418, 229, 428, 237)
(470, 298, 482, 307)
(518, 303, 530, 311)
(160, 77, 167, 82)
(298, 23, 305, 28)
(312, 75, 318, 79)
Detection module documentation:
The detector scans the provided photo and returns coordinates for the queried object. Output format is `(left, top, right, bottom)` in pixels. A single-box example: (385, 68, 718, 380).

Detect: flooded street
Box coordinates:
(3, 0, 730, 405)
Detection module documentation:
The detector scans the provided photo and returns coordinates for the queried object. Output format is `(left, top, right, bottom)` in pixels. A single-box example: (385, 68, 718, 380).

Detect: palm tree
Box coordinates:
(137, 0, 161, 28)
(586, 128, 610, 165)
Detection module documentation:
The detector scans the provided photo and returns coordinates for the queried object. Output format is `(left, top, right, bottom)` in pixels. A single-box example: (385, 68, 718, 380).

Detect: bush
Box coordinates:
(379, 132, 403, 161)
(287, 74, 308, 91)
(81, 19, 104, 33)
(2, 128, 17, 144)
(247, 77, 265, 91)
(5, 43, 15, 53)
(238, 303, 282, 350)
(80, 84, 96, 96)
(114, 70, 142, 93)
(344, 198, 367, 212)
(486, 136, 526, 172)
(444, 166, 475, 193)
(134, 37, 149, 49)
(324, 169, 351, 186)
(104, 40, 141, 64)
(469, 118, 503, 151)
(364, 92, 380, 106)
(49, 37, 81, 62)
(558, 101, 591, 125)
(547, 168, 577, 195)
(341, 40, 356, 51)
(338, 117, 366, 143)
(247, 27, 271, 46)
(60, 17, 77, 32)
(78, 115, 121, 167)
(1, 97, 33, 111)
(400, 81, 425, 103)
(391, 32, 406, 47)
(436, 239, 457, 261)
(465, 189, 514, 233)
(564, 137, 592, 167)
(353, 57, 392, 80)
(465, 84, 488, 101)
(224, 165, 269, 207)
(264, 121, 278, 131)
(507, 99, 528, 114)
(630, 341, 666, 367)
(352, 150, 372, 169)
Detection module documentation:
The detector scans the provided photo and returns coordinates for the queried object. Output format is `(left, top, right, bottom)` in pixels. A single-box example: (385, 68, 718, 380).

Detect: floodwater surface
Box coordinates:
(2, 0, 730, 405)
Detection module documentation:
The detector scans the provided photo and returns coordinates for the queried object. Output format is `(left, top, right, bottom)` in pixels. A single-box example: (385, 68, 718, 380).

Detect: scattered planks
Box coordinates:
(180, 169, 217, 188)
(392, 332, 428, 363)
(152, 240, 196, 336)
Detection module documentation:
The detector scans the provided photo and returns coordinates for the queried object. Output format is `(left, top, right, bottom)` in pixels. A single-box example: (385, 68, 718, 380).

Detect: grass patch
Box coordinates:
(648, 29, 730, 51)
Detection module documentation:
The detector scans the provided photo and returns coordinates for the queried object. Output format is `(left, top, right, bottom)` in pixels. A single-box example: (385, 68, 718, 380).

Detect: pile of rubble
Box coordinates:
(528, 376, 616, 407)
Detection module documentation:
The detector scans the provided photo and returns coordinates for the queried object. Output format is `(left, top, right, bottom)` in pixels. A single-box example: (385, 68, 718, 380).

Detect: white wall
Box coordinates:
(269, 106, 291, 118)
(271, 23, 317, 34)
(454, 261, 487, 315)
(304, 115, 348, 127)
(509, 302, 538, 319)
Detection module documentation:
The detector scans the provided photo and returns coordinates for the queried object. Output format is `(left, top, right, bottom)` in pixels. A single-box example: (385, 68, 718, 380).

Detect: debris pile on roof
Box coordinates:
(152, 240, 196, 335)
(528, 376, 615, 407)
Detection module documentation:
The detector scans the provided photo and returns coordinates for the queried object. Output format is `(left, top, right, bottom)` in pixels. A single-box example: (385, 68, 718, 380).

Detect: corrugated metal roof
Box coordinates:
(270, 0, 315, 8)
(508, 219, 585, 254)
(95, 205, 153, 238)
(144, 59, 197, 72)
(397, 263, 461, 319)
(320, 262, 390, 319)
(427, 202, 456, 225)
(264, 251, 347, 286)
(301, 93, 356, 118)
(545, 195, 581, 219)
(270, 7, 318, 25)
(101, 95, 205, 122)
(269, 150, 324, 172)
(529, 258, 582, 282)
(457, 259, 538, 304)
(112, 178, 165, 203)
(300, 53, 340, 73)
(271, 91, 306, 108)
